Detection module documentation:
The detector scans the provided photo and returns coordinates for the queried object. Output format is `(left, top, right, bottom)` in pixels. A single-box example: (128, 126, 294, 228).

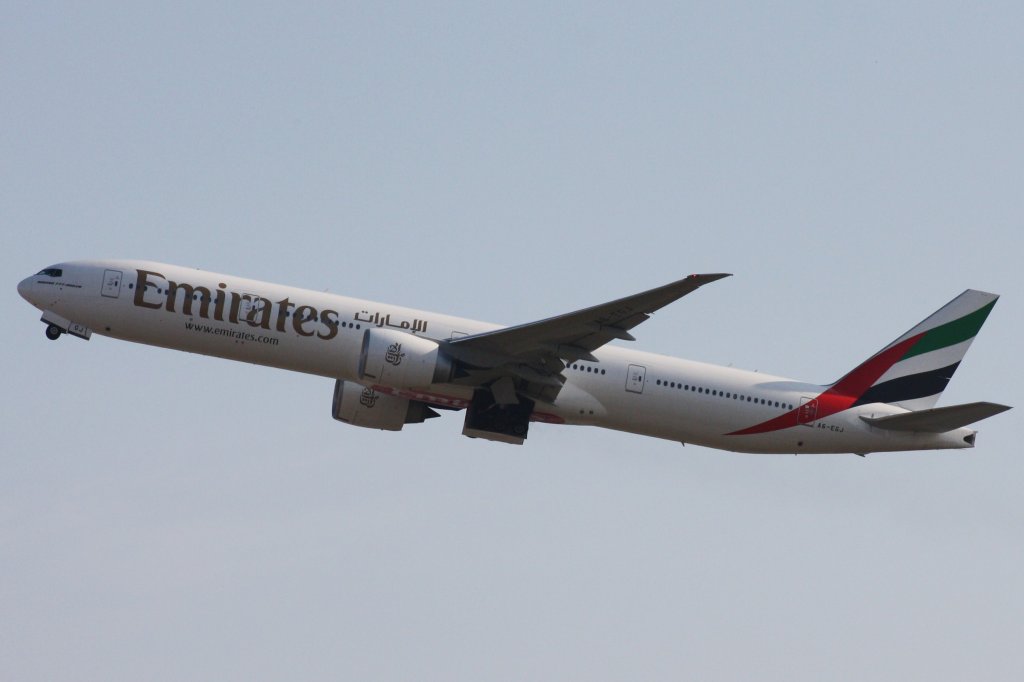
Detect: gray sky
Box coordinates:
(3, 2, 1022, 680)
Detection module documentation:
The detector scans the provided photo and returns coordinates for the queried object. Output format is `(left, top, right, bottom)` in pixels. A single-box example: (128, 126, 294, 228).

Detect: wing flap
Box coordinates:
(860, 401, 1011, 432)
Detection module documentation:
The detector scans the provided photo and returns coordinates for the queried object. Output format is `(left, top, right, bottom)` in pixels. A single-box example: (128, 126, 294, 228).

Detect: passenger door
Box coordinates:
(101, 269, 123, 298)
(798, 397, 818, 425)
(625, 364, 646, 394)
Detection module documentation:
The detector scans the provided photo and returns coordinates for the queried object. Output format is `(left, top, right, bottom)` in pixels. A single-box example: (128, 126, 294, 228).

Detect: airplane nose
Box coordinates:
(17, 276, 32, 301)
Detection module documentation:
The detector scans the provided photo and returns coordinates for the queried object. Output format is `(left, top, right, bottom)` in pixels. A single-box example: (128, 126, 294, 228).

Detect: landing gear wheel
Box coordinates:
(45, 324, 63, 340)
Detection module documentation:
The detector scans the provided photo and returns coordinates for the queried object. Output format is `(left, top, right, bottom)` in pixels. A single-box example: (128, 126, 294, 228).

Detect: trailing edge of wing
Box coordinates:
(860, 402, 1011, 433)
(448, 273, 731, 365)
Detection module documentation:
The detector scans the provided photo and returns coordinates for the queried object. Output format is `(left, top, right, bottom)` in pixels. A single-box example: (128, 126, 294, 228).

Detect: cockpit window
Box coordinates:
(35, 268, 63, 277)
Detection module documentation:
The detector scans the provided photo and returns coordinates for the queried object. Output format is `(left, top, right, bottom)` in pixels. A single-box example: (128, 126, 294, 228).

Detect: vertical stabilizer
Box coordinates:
(835, 289, 999, 410)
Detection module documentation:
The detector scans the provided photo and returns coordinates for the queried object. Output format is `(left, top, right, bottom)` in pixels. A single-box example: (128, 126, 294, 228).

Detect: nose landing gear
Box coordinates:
(39, 313, 91, 340)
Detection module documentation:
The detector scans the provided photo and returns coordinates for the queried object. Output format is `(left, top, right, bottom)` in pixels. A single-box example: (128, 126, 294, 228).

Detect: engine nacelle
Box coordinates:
(357, 328, 453, 389)
(332, 380, 439, 431)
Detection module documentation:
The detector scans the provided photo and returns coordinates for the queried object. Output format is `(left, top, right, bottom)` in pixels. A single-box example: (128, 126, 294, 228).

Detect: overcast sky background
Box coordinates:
(2, 2, 1022, 680)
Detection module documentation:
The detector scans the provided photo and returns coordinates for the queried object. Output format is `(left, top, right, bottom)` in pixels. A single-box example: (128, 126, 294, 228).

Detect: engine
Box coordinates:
(357, 328, 454, 389)
(332, 380, 440, 431)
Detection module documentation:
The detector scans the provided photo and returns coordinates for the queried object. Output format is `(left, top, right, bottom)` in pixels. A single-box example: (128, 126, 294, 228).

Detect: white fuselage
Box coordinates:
(18, 260, 977, 454)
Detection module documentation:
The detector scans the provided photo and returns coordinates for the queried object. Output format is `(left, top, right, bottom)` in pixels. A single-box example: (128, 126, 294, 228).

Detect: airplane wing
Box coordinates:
(444, 273, 730, 402)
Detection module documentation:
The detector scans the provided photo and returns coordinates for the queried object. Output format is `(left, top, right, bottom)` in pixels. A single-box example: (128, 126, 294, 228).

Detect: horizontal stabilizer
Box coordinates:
(861, 402, 1011, 432)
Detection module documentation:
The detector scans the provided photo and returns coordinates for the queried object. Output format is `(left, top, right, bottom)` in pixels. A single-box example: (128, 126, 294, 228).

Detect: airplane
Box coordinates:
(17, 260, 1011, 454)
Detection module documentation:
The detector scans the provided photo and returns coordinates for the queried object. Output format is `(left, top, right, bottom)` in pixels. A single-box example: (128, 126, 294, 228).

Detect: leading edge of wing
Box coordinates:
(448, 272, 731, 362)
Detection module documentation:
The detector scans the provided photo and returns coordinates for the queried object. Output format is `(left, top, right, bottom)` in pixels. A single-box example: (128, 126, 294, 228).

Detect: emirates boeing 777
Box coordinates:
(18, 260, 1010, 453)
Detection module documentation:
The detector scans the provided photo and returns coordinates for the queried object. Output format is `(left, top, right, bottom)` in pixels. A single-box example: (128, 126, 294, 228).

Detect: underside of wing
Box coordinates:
(443, 273, 730, 402)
